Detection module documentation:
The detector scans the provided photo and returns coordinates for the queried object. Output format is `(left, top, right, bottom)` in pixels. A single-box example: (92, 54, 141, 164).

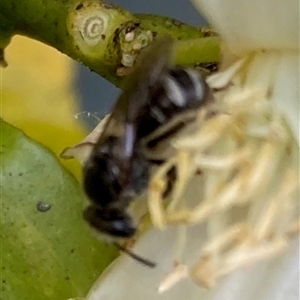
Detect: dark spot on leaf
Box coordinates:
(36, 201, 51, 212)
(18, 172, 23, 176)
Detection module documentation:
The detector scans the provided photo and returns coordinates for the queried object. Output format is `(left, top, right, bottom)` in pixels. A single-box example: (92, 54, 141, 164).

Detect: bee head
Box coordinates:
(83, 205, 136, 238)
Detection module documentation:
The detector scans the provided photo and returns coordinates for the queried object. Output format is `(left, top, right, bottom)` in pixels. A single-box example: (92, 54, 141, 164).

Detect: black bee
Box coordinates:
(83, 38, 212, 251)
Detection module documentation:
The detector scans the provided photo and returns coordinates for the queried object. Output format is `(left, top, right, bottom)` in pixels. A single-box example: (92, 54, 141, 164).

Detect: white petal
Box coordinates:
(243, 52, 299, 143)
(86, 226, 299, 300)
(208, 51, 299, 143)
(192, 0, 299, 55)
(86, 226, 208, 300)
(271, 53, 299, 143)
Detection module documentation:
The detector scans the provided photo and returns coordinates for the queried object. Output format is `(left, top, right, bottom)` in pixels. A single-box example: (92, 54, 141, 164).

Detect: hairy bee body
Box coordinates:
(83, 38, 212, 238)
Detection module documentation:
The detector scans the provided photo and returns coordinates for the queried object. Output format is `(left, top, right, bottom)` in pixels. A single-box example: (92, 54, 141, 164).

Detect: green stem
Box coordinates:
(173, 36, 220, 65)
(0, 0, 220, 87)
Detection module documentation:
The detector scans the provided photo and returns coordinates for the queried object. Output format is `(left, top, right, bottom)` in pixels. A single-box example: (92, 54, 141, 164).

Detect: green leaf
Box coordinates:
(0, 119, 117, 300)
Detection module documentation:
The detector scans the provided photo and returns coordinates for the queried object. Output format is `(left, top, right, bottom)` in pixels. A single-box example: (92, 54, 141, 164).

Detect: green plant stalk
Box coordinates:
(173, 36, 220, 65)
(0, 0, 220, 87)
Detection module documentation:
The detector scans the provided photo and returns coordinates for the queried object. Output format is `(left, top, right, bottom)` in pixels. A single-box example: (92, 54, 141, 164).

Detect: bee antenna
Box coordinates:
(113, 242, 156, 268)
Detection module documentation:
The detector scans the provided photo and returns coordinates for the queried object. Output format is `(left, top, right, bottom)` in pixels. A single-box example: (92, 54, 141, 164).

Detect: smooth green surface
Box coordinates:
(0, 119, 117, 300)
(174, 36, 220, 65)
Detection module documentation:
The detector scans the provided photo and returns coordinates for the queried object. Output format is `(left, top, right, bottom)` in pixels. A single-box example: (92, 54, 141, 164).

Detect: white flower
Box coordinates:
(192, 0, 299, 143)
(84, 1, 299, 299)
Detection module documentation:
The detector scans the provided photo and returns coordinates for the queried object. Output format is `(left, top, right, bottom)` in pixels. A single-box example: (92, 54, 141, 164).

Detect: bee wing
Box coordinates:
(98, 37, 174, 143)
